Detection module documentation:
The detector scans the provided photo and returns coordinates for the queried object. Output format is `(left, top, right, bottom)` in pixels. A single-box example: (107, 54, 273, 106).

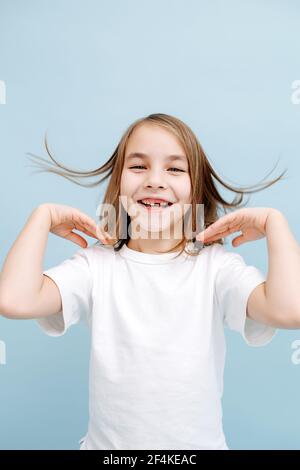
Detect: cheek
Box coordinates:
(178, 177, 192, 201)
(120, 171, 125, 192)
(120, 171, 130, 193)
(120, 170, 139, 200)
(120, 171, 139, 197)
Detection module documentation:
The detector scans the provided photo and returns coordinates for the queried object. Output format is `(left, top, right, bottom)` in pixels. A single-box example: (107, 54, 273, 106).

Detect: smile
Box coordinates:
(137, 200, 174, 211)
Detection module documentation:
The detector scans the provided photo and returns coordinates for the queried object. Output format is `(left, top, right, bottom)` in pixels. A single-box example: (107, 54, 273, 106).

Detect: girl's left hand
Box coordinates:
(196, 207, 277, 247)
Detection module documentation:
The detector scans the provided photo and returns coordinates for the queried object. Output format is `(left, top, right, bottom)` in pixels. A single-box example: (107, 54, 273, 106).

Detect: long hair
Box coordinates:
(26, 113, 287, 257)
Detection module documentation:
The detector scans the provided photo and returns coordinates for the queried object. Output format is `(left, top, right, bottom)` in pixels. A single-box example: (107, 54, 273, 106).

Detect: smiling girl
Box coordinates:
(1, 113, 300, 450)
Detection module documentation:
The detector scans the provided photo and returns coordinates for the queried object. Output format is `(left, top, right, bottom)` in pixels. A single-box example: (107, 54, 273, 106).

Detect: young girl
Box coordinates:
(1, 113, 300, 450)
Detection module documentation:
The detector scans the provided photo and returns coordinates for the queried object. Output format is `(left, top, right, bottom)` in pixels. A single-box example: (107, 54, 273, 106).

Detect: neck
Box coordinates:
(127, 237, 184, 254)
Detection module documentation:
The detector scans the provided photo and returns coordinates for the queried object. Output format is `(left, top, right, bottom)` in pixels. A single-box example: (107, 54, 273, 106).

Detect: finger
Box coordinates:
(76, 221, 108, 244)
(195, 222, 223, 242)
(76, 217, 99, 236)
(198, 222, 241, 242)
(77, 213, 115, 244)
(75, 223, 100, 240)
(196, 228, 227, 243)
(199, 234, 226, 243)
(205, 215, 239, 235)
(85, 219, 114, 243)
(65, 231, 88, 248)
(76, 214, 103, 237)
(95, 223, 116, 243)
(232, 232, 253, 247)
(232, 235, 244, 247)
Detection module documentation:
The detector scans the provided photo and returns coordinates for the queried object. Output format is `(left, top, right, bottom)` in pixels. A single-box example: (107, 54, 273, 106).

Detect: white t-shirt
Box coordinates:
(36, 242, 276, 450)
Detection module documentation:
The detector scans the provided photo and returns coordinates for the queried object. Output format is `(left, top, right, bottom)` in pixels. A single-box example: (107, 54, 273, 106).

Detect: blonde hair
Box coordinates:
(26, 112, 287, 257)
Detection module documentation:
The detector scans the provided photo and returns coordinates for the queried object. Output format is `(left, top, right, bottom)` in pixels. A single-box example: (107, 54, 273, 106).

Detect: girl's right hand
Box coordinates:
(40, 203, 108, 248)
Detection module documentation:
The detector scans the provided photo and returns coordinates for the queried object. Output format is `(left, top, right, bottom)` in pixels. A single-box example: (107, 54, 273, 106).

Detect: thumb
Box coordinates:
(232, 235, 245, 247)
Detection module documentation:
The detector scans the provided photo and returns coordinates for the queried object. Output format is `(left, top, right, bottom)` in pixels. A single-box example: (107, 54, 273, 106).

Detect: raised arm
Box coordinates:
(0, 203, 104, 319)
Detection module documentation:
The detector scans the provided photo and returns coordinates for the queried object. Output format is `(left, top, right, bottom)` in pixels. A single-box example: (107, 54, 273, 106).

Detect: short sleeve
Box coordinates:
(214, 248, 277, 347)
(36, 248, 93, 337)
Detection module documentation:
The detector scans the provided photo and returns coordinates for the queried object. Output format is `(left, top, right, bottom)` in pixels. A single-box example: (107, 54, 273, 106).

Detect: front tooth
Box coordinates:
(141, 200, 168, 207)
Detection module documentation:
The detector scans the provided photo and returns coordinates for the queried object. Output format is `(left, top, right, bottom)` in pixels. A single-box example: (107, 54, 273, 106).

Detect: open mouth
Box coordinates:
(137, 200, 173, 210)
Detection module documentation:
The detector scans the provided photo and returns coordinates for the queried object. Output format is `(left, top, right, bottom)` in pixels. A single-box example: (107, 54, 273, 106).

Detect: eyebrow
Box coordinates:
(126, 152, 187, 162)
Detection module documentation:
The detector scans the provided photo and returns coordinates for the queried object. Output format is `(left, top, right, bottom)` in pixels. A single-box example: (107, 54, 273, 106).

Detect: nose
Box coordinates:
(144, 167, 166, 189)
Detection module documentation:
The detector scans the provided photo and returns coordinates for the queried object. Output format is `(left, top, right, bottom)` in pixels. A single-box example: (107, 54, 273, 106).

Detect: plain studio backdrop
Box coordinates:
(0, 0, 300, 450)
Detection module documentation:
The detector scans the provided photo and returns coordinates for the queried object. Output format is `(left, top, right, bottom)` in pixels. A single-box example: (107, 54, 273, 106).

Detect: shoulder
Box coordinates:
(199, 242, 246, 274)
(70, 243, 116, 283)
(80, 242, 116, 264)
(209, 242, 243, 263)
(199, 242, 232, 263)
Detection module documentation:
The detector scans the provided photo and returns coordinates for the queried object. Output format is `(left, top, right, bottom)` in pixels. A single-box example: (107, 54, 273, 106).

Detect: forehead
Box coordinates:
(125, 123, 186, 159)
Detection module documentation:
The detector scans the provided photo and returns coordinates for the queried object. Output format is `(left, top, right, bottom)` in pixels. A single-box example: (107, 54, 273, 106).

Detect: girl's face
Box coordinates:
(120, 123, 192, 241)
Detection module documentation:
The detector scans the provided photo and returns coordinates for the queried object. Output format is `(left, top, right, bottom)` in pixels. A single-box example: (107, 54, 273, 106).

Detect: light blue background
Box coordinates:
(0, 0, 300, 450)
